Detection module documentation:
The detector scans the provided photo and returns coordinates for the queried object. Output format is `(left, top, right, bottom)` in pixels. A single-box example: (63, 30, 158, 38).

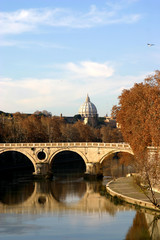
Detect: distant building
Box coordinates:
(104, 114, 116, 128)
(78, 95, 98, 127)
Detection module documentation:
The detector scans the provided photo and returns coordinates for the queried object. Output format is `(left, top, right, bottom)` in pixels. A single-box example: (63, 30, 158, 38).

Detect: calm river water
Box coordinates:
(0, 175, 159, 240)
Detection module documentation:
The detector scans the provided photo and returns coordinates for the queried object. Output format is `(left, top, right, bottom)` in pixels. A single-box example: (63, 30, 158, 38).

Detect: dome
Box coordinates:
(79, 95, 98, 118)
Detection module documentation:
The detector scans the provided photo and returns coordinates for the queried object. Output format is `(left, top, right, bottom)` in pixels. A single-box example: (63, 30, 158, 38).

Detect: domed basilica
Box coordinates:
(79, 95, 98, 126)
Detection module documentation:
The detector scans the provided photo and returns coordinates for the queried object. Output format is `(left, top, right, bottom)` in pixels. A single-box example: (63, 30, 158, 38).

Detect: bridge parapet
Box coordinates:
(0, 142, 131, 149)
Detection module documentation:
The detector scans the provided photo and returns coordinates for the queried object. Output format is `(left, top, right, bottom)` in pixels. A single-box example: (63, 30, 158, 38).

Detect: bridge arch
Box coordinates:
(99, 149, 134, 164)
(49, 149, 88, 174)
(0, 149, 36, 173)
(49, 148, 89, 164)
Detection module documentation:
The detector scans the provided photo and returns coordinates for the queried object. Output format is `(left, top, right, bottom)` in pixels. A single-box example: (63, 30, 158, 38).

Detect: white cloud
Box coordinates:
(65, 61, 114, 78)
(0, 3, 141, 35)
(0, 61, 147, 114)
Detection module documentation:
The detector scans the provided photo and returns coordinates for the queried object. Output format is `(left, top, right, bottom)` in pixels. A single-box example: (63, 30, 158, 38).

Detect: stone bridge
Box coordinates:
(0, 142, 133, 177)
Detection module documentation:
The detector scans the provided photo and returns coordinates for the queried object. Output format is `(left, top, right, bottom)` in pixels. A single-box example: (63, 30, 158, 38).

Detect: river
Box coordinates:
(0, 174, 159, 240)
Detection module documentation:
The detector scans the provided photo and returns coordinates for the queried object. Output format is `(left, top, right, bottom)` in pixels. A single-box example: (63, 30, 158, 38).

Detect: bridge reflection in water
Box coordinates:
(0, 176, 160, 239)
(0, 177, 122, 214)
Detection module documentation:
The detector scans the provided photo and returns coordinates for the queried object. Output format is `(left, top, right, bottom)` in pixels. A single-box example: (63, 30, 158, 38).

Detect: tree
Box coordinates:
(100, 126, 123, 143)
(111, 105, 120, 119)
(114, 70, 160, 207)
(34, 110, 52, 117)
(117, 152, 135, 166)
(115, 71, 160, 155)
(22, 115, 47, 142)
(73, 121, 97, 142)
(60, 124, 80, 142)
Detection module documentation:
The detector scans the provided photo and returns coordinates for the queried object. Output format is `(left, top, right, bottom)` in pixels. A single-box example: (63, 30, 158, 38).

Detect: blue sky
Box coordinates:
(1, 0, 160, 116)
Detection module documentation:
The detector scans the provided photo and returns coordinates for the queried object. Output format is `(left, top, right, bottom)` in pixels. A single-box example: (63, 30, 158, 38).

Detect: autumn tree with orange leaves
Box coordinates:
(113, 70, 160, 206)
(115, 70, 160, 156)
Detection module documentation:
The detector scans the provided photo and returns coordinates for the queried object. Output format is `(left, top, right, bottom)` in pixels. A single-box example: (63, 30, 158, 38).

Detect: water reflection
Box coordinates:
(145, 214, 160, 240)
(125, 211, 160, 240)
(0, 176, 160, 239)
(125, 212, 150, 239)
(49, 177, 86, 204)
(0, 179, 34, 205)
(0, 176, 125, 215)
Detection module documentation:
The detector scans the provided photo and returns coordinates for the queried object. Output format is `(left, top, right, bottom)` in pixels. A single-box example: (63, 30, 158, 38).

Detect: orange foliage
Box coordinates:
(117, 152, 135, 166)
(115, 70, 160, 156)
(125, 212, 150, 240)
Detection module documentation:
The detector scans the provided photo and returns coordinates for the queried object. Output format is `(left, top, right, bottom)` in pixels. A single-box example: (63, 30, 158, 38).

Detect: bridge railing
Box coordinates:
(0, 142, 131, 149)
